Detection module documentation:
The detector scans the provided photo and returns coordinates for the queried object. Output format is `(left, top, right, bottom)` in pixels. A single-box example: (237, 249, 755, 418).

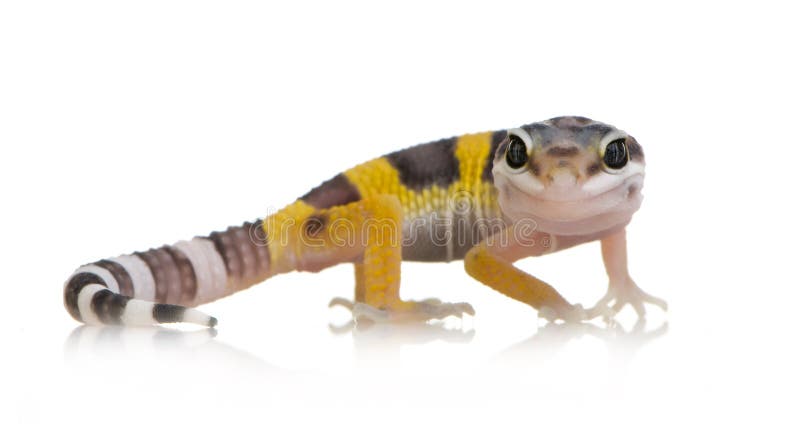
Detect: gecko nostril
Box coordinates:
(627, 184, 638, 198)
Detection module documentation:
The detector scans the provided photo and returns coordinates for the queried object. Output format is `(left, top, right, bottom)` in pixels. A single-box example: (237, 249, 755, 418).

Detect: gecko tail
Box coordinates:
(63, 274, 217, 327)
(64, 219, 272, 328)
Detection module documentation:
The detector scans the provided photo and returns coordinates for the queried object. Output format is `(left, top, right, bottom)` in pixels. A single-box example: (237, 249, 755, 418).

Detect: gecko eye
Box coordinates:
(603, 139, 628, 170)
(506, 135, 528, 169)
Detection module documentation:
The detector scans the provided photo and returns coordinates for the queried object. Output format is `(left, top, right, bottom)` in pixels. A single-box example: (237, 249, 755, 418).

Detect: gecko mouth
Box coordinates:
(499, 174, 644, 235)
(511, 174, 642, 212)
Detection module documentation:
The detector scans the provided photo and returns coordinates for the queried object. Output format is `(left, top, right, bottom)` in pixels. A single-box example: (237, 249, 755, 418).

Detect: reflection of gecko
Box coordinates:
(64, 116, 666, 328)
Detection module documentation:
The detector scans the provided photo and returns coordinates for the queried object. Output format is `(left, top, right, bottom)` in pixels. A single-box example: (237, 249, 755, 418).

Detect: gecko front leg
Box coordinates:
(587, 229, 667, 319)
(464, 227, 591, 323)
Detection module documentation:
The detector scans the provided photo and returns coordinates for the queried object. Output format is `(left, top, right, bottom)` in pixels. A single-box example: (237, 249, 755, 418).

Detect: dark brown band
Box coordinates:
(300, 173, 362, 209)
(64, 272, 107, 322)
(385, 137, 459, 190)
(162, 245, 198, 306)
(135, 250, 169, 304)
(95, 259, 135, 297)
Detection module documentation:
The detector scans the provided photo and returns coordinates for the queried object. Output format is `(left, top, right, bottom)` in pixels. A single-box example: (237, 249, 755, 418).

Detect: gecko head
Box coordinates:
(491, 116, 645, 236)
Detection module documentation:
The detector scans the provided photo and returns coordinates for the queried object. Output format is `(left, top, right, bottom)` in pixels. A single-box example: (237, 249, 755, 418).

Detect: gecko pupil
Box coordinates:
(506, 135, 528, 169)
(603, 139, 628, 169)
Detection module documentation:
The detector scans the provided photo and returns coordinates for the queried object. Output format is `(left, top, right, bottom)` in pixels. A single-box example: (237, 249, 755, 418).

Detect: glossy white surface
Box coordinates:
(2, 1, 798, 435)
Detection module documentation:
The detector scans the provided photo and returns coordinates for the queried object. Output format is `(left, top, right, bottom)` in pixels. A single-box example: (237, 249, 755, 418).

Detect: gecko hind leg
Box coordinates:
(326, 195, 474, 324)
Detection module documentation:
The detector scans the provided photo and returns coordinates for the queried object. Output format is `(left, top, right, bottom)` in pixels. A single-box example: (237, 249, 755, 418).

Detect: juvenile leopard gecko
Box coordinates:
(64, 116, 666, 327)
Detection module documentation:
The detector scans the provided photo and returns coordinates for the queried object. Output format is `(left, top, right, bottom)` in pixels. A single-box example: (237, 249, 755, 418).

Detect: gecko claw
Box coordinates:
(328, 297, 355, 311)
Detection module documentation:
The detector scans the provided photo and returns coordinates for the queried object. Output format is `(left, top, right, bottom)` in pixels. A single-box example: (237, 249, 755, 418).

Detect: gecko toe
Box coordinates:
(539, 304, 589, 323)
(589, 279, 667, 321)
(328, 297, 355, 310)
(328, 296, 474, 323)
(352, 303, 391, 322)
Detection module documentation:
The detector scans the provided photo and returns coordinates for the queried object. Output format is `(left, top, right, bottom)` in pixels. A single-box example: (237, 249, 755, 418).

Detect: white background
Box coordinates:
(2, 1, 798, 435)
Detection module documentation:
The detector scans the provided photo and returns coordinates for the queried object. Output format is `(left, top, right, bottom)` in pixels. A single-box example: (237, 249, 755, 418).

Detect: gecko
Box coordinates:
(63, 116, 666, 327)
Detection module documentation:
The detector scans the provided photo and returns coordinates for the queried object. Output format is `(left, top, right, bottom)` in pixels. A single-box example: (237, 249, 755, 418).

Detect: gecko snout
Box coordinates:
(546, 166, 578, 188)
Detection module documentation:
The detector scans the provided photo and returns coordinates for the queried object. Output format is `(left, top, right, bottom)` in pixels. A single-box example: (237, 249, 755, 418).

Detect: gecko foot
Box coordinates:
(587, 278, 667, 320)
(538, 303, 596, 323)
(329, 297, 474, 323)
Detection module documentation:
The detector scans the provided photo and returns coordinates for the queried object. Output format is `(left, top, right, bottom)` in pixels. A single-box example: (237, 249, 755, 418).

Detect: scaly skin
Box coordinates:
(63, 116, 665, 327)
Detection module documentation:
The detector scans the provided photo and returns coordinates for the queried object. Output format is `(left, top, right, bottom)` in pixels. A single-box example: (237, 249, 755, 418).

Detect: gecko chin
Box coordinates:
(496, 174, 644, 236)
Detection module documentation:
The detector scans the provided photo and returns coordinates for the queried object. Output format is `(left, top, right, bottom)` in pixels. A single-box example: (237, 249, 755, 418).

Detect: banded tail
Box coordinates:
(64, 220, 272, 327)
